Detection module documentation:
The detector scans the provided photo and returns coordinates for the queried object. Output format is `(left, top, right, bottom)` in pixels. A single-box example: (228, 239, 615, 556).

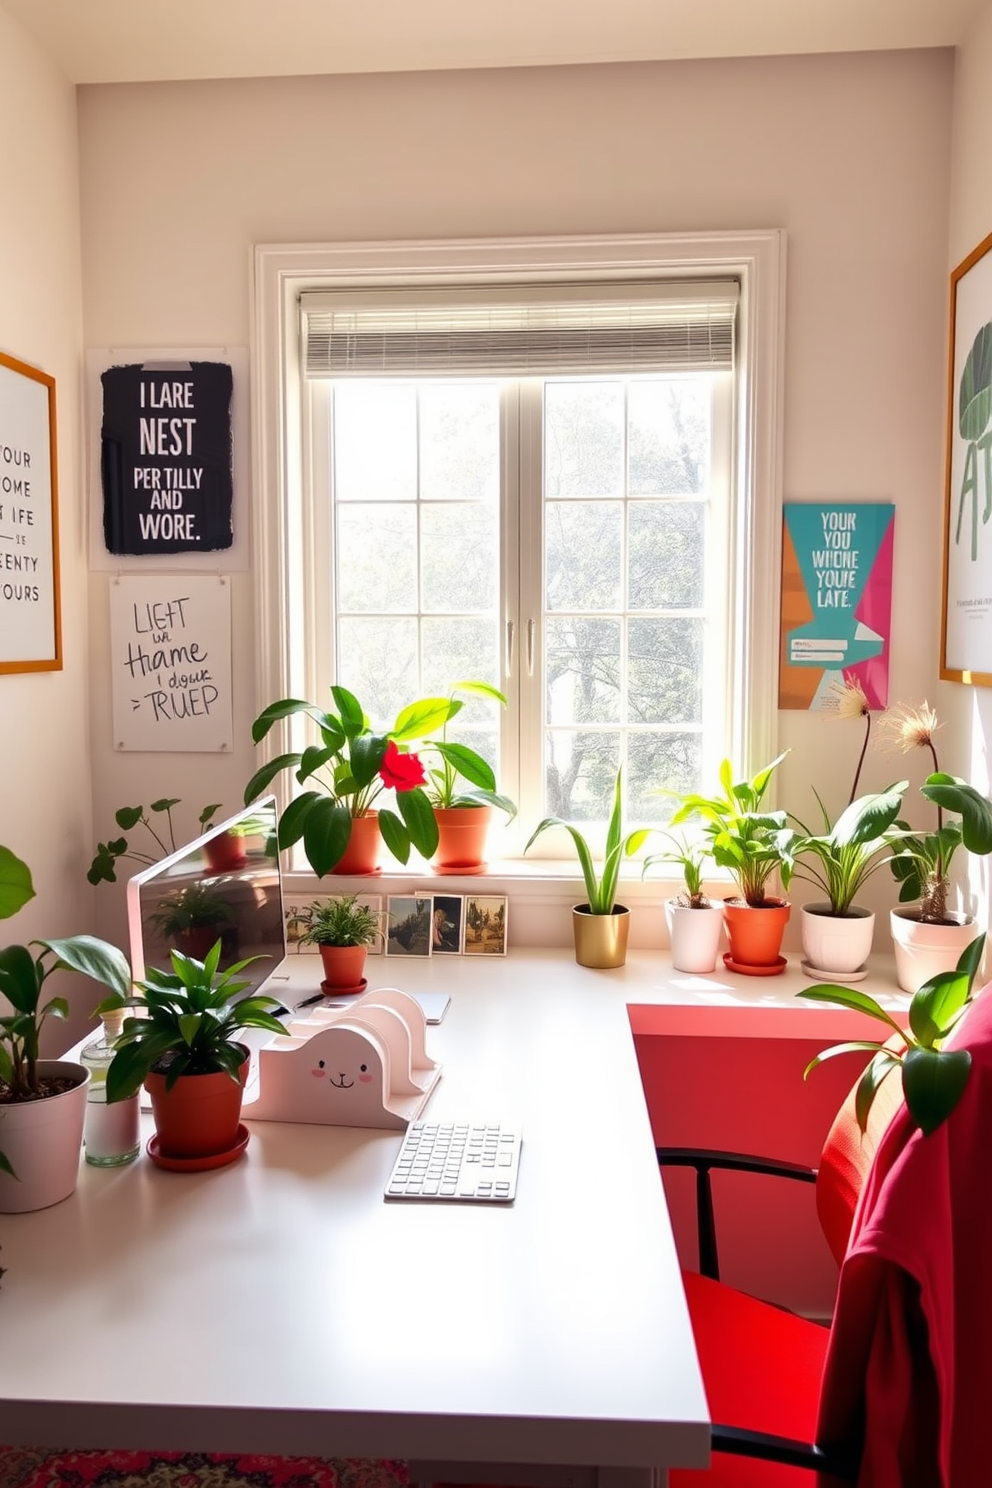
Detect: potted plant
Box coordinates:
(0, 846, 133, 1212)
(641, 831, 724, 974)
(148, 880, 235, 961)
(418, 681, 516, 872)
(790, 681, 908, 978)
(525, 768, 649, 968)
(87, 799, 223, 884)
(882, 701, 992, 992)
(98, 940, 286, 1164)
(671, 753, 795, 974)
(296, 894, 383, 992)
(244, 685, 456, 876)
(799, 933, 985, 1137)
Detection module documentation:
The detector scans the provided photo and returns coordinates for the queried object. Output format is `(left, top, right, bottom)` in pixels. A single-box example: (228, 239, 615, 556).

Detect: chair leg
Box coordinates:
(696, 1165, 719, 1281)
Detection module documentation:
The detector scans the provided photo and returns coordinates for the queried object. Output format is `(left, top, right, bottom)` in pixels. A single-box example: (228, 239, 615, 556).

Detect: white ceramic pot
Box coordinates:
(889, 907, 979, 995)
(800, 902, 875, 976)
(0, 1060, 90, 1213)
(665, 899, 725, 974)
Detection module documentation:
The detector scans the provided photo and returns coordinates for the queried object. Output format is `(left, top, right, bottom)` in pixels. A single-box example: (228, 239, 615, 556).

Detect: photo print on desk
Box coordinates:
(464, 895, 508, 956)
(285, 894, 385, 954)
(386, 895, 433, 957)
(430, 895, 464, 954)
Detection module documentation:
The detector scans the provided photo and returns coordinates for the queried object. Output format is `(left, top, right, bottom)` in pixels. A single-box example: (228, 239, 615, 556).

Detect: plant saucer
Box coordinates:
(147, 1123, 250, 1173)
(319, 976, 368, 997)
(433, 862, 489, 876)
(800, 959, 868, 983)
(723, 952, 788, 977)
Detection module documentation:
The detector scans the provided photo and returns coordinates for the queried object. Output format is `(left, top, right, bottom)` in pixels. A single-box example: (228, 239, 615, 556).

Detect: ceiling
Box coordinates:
(0, 0, 985, 85)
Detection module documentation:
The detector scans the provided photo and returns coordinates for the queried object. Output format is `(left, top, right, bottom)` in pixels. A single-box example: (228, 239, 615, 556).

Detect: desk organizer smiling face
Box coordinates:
(246, 988, 441, 1130)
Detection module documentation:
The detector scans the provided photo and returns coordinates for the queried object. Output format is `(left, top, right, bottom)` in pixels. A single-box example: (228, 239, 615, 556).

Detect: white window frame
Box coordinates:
(251, 230, 786, 889)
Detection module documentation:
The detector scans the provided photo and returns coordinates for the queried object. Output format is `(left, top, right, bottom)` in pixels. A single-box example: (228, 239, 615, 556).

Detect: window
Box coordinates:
(253, 232, 785, 873)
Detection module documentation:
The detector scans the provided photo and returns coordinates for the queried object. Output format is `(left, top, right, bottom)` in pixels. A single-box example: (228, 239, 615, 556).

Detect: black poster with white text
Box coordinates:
(100, 361, 234, 555)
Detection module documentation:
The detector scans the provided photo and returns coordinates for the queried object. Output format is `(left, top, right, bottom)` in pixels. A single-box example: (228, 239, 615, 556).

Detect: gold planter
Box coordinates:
(572, 904, 630, 969)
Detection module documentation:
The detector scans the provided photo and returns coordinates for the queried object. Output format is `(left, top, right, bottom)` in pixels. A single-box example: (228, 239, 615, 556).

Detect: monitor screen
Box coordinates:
(126, 796, 285, 999)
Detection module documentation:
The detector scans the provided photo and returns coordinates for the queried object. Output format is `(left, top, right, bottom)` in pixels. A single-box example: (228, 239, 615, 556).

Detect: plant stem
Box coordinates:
(927, 738, 944, 875)
(849, 711, 872, 805)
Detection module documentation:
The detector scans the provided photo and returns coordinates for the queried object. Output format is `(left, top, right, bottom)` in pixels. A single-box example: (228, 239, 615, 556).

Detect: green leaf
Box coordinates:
(921, 776, 992, 853)
(250, 698, 313, 744)
(450, 680, 507, 706)
(433, 741, 496, 791)
(302, 797, 353, 876)
(0, 945, 41, 1014)
(959, 322, 992, 442)
(298, 744, 336, 782)
(276, 790, 320, 849)
(391, 697, 457, 742)
(909, 970, 971, 1048)
(149, 797, 181, 814)
(902, 1046, 973, 1135)
(349, 732, 388, 788)
(796, 983, 907, 1036)
(803, 1040, 893, 1079)
(830, 785, 907, 847)
(855, 1049, 902, 1133)
(395, 786, 439, 858)
(37, 936, 132, 1002)
(330, 685, 366, 737)
(0, 1148, 17, 1180)
(115, 805, 145, 830)
(377, 808, 411, 865)
(956, 932, 986, 985)
(244, 752, 303, 806)
(0, 846, 34, 921)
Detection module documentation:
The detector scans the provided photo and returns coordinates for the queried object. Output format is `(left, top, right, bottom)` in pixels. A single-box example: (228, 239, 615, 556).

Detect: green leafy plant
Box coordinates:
(641, 830, 712, 908)
(296, 894, 382, 949)
(799, 934, 986, 1136)
(790, 680, 907, 915)
(419, 681, 516, 817)
(670, 754, 795, 906)
(524, 768, 649, 914)
(0, 845, 34, 921)
(96, 941, 287, 1102)
(882, 702, 992, 923)
(244, 685, 458, 874)
(88, 800, 223, 885)
(148, 881, 235, 939)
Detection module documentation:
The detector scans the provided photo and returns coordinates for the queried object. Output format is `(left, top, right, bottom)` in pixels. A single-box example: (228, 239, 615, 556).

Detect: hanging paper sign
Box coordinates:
(779, 502, 895, 710)
(109, 574, 233, 751)
(100, 360, 234, 556)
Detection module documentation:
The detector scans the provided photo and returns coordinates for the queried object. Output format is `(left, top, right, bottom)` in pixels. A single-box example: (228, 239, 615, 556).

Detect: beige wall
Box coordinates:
(0, 8, 99, 1042)
(76, 48, 955, 940)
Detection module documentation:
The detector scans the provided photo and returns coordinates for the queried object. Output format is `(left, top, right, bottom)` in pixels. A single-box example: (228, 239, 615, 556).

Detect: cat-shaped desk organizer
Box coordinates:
(244, 986, 441, 1130)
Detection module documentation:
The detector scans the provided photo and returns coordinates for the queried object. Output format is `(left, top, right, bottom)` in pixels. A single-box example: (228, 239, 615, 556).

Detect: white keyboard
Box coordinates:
(384, 1120, 522, 1203)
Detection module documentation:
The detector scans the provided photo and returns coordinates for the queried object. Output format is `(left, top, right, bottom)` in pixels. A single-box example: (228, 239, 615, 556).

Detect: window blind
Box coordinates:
(301, 279, 738, 378)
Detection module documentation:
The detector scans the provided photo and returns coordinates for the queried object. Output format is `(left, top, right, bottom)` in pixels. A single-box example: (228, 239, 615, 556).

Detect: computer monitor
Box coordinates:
(126, 796, 286, 1000)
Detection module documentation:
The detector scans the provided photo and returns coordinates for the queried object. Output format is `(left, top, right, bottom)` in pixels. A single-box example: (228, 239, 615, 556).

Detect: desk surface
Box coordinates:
(0, 950, 904, 1475)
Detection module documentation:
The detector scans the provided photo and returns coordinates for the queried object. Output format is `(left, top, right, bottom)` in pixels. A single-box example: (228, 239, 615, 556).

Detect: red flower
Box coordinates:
(379, 740, 427, 792)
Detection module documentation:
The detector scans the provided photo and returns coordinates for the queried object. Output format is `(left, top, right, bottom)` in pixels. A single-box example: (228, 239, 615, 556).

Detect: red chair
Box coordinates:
(658, 988, 992, 1486)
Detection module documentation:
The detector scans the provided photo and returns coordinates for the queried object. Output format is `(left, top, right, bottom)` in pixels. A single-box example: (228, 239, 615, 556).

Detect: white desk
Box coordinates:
(0, 950, 904, 1483)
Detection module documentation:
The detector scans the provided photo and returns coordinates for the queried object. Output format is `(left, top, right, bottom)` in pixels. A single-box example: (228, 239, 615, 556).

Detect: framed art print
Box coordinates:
(0, 351, 61, 673)
(942, 230, 992, 684)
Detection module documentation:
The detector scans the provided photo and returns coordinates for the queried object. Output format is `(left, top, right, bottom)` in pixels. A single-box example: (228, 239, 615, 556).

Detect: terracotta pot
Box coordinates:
(572, 904, 630, 969)
(432, 805, 492, 873)
(203, 831, 247, 874)
(722, 897, 790, 968)
(890, 907, 979, 994)
(800, 902, 874, 976)
(177, 925, 223, 961)
(317, 942, 368, 990)
(331, 812, 381, 875)
(0, 1060, 90, 1214)
(665, 899, 725, 974)
(145, 1046, 249, 1159)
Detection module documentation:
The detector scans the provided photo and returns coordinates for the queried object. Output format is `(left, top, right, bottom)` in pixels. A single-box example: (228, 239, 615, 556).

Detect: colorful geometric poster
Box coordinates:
(779, 502, 895, 711)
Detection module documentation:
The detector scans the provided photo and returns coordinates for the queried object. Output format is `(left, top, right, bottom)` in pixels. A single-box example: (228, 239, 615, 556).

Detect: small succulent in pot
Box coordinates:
(296, 895, 382, 950)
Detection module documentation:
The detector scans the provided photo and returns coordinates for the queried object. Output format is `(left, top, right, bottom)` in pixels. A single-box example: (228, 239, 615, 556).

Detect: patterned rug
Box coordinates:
(0, 1448, 410, 1488)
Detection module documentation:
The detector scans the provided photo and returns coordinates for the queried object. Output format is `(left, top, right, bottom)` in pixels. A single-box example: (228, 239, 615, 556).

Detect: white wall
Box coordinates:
(0, 8, 98, 1045)
(76, 49, 954, 942)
